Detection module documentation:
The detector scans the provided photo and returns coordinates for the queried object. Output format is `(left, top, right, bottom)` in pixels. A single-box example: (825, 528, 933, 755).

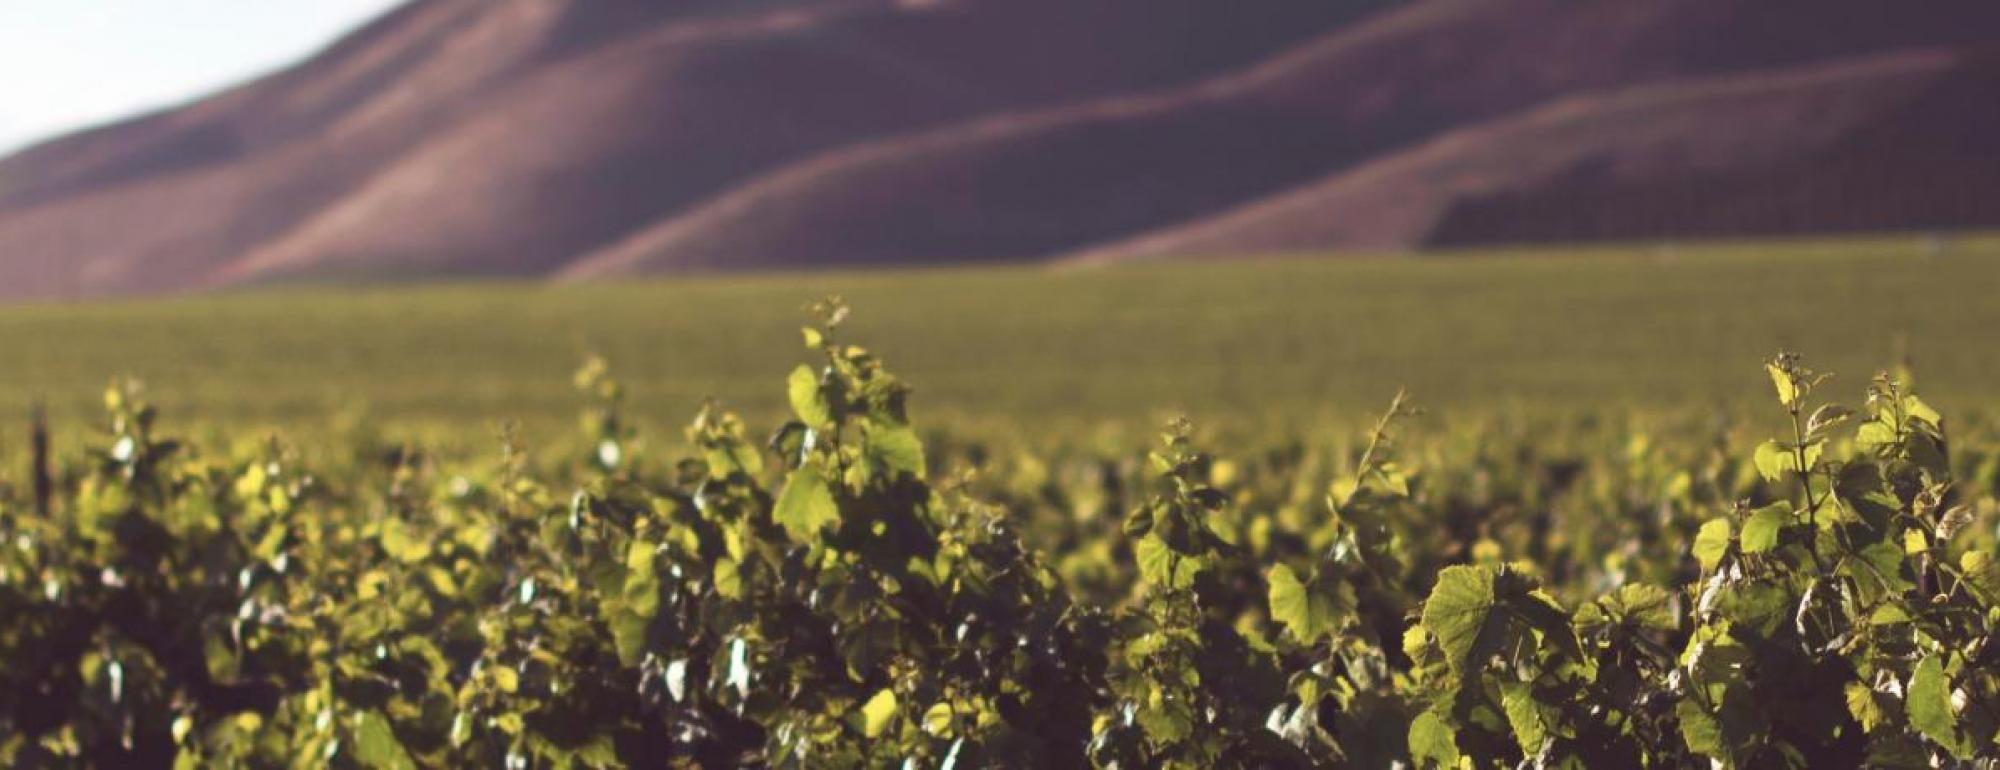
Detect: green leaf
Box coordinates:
(1856, 420, 1898, 451)
(787, 364, 831, 426)
(611, 609, 649, 667)
(1767, 363, 1798, 407)
(1136, 700, 1193, 745)
(1407, 708, 1460, 768)
(1134, 535, 1207, 590)
(1868, 603, 1911, 626)
(378, 518, 429, 564)
(1501, 683, 1549, 755)
(1588, 583, 1675, 630)
(1908, 654, 1968, 758)
(1267, 564, 1347, 644)
(1865, 737, 1932, 769)
(1708, 579, 1792, 636)
(1676, 670, 1764, 767)
(1853, 541, 1915, 597)
(1961, 551, 2000, 602)
(1904, 394, 1941, 426)
(623, 540, 660, 620)
(1844, 682, 1886, 732)
(1676, 696, 1725, 761)
(490, 665, 519, 694)
(1420, 565, 1494, 676)
(713, 557, 743, 599)
(351, 710, 417, 770)
(1693, 518, 1731, 571)
(1739, 503, 1789, 554)
(860, 688, 898, 739)
(922, 702, 955, 737)
(863, 423, 925, 478)
(1752, 440, 1796, 483)
(1806, 404, 1853, 436)
(774, 462, 840, 542)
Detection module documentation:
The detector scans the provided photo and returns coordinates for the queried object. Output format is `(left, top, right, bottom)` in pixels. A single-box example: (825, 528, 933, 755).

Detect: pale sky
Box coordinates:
(0, 1, 405, 156)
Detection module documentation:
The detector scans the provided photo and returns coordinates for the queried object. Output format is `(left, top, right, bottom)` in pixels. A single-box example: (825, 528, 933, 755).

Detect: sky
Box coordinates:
(0, 1, 404, 156)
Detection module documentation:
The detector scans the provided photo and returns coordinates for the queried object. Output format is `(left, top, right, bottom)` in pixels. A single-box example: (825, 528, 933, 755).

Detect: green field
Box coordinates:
(5, 235, 2000, 766)
(2, 234, 1996, 445)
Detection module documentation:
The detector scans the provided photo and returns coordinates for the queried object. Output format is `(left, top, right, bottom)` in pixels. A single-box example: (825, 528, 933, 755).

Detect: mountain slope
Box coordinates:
(564, 0, 2000, 276)
(0, 0, 1375, 297)
(0, 0, 754, 297)
(215, 0, 1380, 284)
(1062, 48, 1996, 263)
(2, 0, 1997, 298)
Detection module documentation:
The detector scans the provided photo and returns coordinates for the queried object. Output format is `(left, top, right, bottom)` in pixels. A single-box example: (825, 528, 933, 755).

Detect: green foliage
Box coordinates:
(8, 237, 2000, 438)
(1266, 563, 1346, 644)
(0, 305, 1996, 768)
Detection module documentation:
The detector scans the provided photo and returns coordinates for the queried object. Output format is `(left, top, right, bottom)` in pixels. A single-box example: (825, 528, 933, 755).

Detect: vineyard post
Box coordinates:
(31, 401, 50, 517)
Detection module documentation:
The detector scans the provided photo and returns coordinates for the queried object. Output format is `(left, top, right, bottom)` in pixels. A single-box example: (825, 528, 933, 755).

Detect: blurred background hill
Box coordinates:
(1, 0, 1996, 299)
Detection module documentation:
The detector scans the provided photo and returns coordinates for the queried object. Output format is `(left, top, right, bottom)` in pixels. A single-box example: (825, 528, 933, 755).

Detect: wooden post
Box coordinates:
(31, 403, 50, 518)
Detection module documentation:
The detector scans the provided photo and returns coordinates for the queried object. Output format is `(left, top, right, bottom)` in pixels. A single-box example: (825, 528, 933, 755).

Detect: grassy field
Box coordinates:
(0, 233, 1995, 446)
(6, 235, 2000, 766)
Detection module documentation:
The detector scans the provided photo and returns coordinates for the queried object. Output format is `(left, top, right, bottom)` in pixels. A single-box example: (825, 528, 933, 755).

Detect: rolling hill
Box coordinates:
(1063, 48, 1999, 263)
(0, 0, 1994, 298)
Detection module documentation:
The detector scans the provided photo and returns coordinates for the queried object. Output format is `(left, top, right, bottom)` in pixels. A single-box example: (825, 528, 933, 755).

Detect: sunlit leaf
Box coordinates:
(774, 462, 840, 542)
(860, 688, 898, 738)
(1908, 654, 1968, 758)
(1267, 564, 1347, 644)
(1421, 566, 1494, 676)
(864, 423, 925, 479)
(1739, 503, 1789, 554)
(1753, 440, 1796, 483)
(1693, 518, 1731, 571)
(1767, 363, 1798, 407)
(351, 710, 417, 770)
(788, 364, 831, 426)
(1407, 708, 1459, 768)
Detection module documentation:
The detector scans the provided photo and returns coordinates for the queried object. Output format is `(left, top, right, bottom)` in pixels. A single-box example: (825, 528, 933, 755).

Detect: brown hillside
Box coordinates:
(0, 0, 1371, 297)
(1062, 49, 1988, 263)
(0, 0, 761, 297)
(1422, 50, 2000, 248)
(565, 0, 2000, 277)
(215, 0, 1376, 284)
(3, 0, 1998, 297)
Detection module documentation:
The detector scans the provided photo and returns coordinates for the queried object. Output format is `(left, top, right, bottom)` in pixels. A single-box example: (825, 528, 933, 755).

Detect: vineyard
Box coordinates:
(3, 297, 1998, 768)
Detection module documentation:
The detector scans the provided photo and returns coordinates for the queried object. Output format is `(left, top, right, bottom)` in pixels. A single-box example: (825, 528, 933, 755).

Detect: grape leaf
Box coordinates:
(1268, 564, 1347, 644)
(861, 688, 898, 739)
(1693, 518, 1731, 571)
(1753, 440, 1795, 483)
(1767, 363, 1798, 407)
(787, 364, 831, 426)
(1908, 654, 1968, 758)
(1739, 503, 1789, 554)
(863, 423, 925, 478)
(352, 710, 417, 770)
(1408, 708, 1460, 768)
(1421, 566, 1494, 676)
(774, 462, 839, 542)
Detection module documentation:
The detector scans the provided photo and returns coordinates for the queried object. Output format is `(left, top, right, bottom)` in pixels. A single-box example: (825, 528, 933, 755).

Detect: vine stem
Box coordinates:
(1321, 389, 1410, 570)
(1787, 401, 1831, 574)
(1351, 389, 1409, 485)
(31, 402, 51, 518)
